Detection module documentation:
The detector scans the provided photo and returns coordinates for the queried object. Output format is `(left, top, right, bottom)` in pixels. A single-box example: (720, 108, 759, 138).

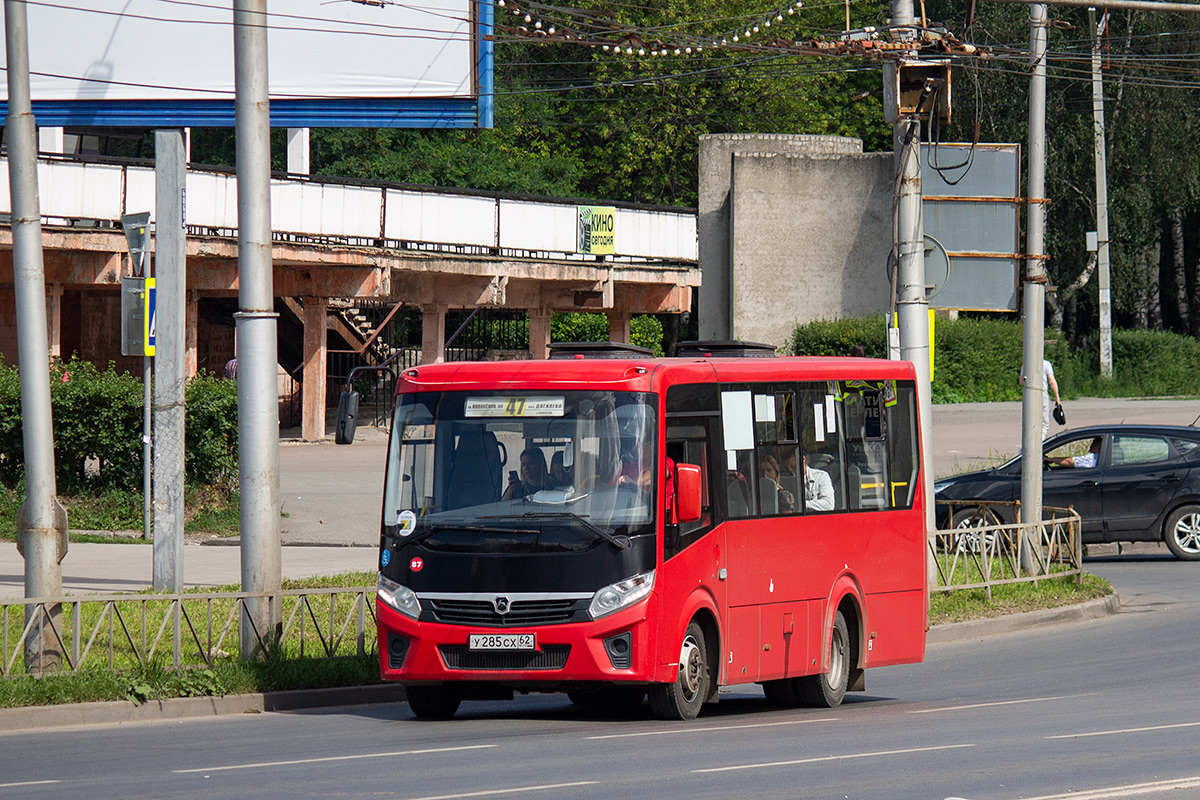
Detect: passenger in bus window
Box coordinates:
(503, 447, 552, 499)
(759, 455, 794, 513)
(549, 450, 574, 487)
(802, 453, 836, 511)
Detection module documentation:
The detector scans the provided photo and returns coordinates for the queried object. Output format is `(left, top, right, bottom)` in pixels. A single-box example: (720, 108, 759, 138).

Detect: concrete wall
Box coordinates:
(698, 134, 867, 343)
(729, 152, 894, 350)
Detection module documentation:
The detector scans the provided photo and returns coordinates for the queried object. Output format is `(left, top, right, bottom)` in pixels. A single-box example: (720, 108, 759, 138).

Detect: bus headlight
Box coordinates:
(588, 570, 654, 620)
(378, 573, 421, 619)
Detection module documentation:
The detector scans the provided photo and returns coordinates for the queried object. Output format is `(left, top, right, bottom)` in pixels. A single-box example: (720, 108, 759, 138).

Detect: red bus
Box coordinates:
(373, 342, 927, 720)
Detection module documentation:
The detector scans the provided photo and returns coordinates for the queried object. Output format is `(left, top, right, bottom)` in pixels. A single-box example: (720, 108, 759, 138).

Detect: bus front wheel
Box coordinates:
(796, 611, 850, 708)
(406, 684, 462, 720)
(649, 621, 709, 720)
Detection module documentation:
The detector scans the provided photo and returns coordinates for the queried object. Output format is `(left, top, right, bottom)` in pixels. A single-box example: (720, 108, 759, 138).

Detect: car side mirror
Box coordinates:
(675, 463, 703, 523)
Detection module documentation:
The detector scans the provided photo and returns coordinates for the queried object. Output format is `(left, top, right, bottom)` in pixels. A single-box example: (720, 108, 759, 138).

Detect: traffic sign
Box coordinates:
(144, 278, 156, 356)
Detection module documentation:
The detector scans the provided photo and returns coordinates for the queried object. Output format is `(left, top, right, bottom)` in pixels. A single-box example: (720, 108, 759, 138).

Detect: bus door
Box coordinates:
(719, 386, 811, 684)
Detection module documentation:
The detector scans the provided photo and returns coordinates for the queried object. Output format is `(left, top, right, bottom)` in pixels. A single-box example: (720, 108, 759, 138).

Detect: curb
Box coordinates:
(926, 593, 1121, 644)
(0, 683, 407, 733)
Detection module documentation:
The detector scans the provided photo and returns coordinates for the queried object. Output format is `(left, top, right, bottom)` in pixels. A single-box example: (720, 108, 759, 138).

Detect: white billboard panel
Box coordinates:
(0, 0, 491, 128)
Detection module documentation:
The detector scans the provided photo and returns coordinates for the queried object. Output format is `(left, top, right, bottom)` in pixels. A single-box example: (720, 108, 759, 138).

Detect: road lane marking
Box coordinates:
(399, 782, 598, 800)
(587, 717, 838, 740)
(0, 780, 61, 789)
(174, 744, 497, 774)
(910, 694, 1086, 713)
(1046, 721, 1200, 739)
(692, 743, 974, 773)
(1015, 775, 1200, 799)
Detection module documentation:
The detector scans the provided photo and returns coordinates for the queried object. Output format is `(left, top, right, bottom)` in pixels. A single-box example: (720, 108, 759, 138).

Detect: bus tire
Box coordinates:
(797, 611, 850, 708)
(649, 621, 709, 720)
(406, 685, 462, 720)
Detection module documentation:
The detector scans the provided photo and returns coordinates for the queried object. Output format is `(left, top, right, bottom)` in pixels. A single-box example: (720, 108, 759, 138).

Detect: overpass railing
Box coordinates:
(0, 155, 698, 264)
(932, 502, 1082, 599)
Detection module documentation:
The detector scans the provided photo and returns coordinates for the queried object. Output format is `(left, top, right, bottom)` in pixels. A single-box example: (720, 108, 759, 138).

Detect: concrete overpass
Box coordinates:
(0, 153, 699, 439)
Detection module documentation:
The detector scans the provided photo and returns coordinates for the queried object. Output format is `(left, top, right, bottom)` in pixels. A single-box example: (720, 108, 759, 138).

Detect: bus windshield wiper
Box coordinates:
(484, 512, 631, 550)
(400, 522, 538, 545)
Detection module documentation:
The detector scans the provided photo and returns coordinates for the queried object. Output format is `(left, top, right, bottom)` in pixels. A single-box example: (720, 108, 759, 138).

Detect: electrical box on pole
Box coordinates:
(884, 60, 952, 124)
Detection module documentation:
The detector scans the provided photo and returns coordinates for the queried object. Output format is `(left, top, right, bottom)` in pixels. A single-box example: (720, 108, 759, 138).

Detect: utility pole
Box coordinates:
(5, 0, 67, 670)
(886, 0, 936, 571)
(153, 131, 187, 595)
(1090, 8, 1113, 378)
(234, 0, 282, 658)
(1019, 1, 1049, 569)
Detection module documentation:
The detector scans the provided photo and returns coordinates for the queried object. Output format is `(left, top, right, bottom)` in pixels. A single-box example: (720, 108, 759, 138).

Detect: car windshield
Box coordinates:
(382, 390, 657, 551)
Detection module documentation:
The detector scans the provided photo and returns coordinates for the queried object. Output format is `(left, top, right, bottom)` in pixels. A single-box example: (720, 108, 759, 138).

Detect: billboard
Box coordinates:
(0, 0, 492, 128)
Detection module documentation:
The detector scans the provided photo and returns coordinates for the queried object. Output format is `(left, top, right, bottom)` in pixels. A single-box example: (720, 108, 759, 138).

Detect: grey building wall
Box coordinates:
(697, 134, 867, 343)
(730, 152, 893, 350)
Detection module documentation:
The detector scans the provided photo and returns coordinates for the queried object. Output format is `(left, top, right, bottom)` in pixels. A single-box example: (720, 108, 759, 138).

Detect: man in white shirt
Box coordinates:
(804, 454, 836, 511)
(1022, 359, 1062, 439)
(1053, 437, 1101, 469)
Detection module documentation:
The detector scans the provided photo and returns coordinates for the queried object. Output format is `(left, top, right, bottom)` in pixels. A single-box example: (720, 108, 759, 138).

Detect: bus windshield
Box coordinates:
(383, 390, 658, 552)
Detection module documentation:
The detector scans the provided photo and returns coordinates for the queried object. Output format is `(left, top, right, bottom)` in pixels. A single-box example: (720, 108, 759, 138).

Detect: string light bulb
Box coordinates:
(523, 13, 531, 22)
(497, 0, 504, 6)
(534, 19, 541, 28)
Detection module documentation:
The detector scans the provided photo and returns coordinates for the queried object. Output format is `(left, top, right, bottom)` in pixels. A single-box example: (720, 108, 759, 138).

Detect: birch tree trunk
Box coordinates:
(1171, 208, 1189, 333)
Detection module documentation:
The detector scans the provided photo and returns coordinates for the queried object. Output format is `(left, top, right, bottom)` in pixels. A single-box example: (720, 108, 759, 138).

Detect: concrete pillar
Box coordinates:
(528, 309, 552, 360)
(607, 311, 631, 344)
(302, 296, 328, 441)
(46, 283, 62, 358)
(287, 129, 310, 174)
(421, 304, 446, 365)
(185, 290, 199, 377)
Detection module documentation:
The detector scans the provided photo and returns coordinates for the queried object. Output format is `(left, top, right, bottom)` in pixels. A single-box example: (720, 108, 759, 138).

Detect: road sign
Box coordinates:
(144, 278, 156, 356)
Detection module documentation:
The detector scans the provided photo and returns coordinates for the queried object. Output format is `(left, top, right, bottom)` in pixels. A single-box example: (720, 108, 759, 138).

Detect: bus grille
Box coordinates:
(425, 598, 582, 626)
(438, 644, 571, 671)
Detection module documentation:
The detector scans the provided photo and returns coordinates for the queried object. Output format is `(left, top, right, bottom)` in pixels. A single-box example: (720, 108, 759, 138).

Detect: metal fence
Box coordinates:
(2, 586, 376, 677)
(931, 501, 1082, 599)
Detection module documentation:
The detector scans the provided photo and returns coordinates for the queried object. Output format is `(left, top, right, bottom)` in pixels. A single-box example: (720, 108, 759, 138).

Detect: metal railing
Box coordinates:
(2, 586, 377, 677)
(931, 501, 1082, 599)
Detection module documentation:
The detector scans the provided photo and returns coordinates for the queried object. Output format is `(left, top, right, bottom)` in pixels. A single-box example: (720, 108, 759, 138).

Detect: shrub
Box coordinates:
(551, 312, 664, 356)
(0, 360, 239, 492)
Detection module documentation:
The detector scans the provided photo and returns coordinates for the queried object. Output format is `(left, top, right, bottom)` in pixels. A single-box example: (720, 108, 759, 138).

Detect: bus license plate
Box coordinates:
(469, 633, 535, 651)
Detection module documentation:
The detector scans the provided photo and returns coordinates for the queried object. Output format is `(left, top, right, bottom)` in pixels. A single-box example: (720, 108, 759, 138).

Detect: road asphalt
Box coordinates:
(2, 396, 1196, 598)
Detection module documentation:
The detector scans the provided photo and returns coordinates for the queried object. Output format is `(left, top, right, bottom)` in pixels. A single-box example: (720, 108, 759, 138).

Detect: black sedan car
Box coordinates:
(934, 424, 1200, 560)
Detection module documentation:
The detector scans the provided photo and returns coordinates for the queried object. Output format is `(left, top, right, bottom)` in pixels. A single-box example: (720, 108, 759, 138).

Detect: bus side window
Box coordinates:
(798, 383, 846, 512)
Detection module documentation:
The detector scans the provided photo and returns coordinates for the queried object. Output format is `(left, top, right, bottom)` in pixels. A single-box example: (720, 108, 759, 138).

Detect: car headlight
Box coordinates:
(378, 573, 421, 619)
(589, 570, 654, 620)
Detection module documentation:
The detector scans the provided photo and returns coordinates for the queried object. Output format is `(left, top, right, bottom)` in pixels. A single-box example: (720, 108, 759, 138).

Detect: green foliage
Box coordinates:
(787, 315, 1200, 402)
(0, 361, 238, 494)
(185, 371, 240, 490)
(550, 313, 664, 356)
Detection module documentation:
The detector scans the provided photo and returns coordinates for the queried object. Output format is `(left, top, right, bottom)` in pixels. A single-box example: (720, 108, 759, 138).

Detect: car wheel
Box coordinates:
(1164, 505, 1200, 561)
(796, 611, 850, 708)
(406, 685, 462, 720)
(649, 621, 709, 720)
(951, 506, 1003, 552)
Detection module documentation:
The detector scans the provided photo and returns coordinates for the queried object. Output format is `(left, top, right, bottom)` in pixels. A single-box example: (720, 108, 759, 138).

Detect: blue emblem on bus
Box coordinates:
(381, 549, 391, 568)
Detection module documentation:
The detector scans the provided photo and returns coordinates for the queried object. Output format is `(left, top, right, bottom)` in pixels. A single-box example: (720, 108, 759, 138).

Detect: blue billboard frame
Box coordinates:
(2, 4, 493, 129)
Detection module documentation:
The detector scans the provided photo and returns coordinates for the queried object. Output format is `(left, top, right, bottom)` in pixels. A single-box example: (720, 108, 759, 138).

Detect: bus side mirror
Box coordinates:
(335, 390, 360, 445)
(675, 463, 702, 523)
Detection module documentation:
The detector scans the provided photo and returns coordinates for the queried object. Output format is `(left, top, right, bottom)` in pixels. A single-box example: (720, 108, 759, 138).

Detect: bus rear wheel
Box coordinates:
(649, 621, 709, 720)
(406, 685, 462, 720)
(796, 611, 850, 708)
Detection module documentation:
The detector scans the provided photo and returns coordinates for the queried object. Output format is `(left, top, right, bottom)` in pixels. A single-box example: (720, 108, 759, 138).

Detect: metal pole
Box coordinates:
(1091, 9, 1113, 379)
(889, 0, 936, 579)
(234, 0, 282, 658)
(152, 131, 187, 593)
(1020, 2, 1049, 571)
(6, 0, 66, 671)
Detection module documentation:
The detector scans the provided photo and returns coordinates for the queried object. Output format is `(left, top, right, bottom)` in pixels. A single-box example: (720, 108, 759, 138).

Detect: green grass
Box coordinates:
(929, 571, 1111, 625)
